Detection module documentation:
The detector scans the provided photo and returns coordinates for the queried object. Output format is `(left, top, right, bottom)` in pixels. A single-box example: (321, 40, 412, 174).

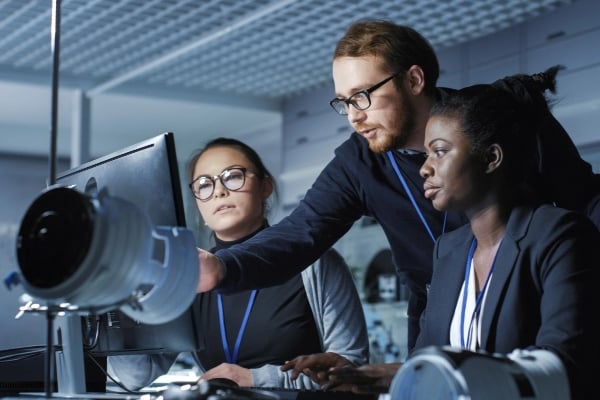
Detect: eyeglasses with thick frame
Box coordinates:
(329, 73, 399, 115)
(188, 166, 254, 201)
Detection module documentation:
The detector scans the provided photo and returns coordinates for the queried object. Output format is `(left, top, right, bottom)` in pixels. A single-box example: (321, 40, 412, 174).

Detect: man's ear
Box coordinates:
(485, 144, 503, 173)
(406, 65, 426, 95)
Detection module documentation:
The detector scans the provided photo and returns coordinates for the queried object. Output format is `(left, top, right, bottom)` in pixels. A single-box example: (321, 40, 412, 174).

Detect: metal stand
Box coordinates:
(42, 3, 88, 395)
(16, 293, 144, 398)
(44, 310, 56, 397)
(55, 315, 87, 396)
(24, 304, 89, 398)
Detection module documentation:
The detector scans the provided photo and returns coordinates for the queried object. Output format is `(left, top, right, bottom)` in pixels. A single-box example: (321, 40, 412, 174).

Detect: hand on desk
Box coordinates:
(323, 363, 401, 394)
(281, 352, 355, 386)
(201, 362, 253, 387)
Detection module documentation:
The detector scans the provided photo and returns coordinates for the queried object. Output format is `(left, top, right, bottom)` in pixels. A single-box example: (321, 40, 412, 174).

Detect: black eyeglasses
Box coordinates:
(329, 73, 399, 115)
(189, 167, 253, 201)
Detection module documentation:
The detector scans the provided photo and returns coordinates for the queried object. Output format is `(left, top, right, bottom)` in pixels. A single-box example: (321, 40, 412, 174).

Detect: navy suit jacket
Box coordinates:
(414, 204, 600, 400)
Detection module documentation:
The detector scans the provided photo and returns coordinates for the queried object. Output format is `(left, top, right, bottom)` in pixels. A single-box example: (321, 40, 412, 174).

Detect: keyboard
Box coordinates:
(244, 386, 379, 400)
(158, 380, 379, 400)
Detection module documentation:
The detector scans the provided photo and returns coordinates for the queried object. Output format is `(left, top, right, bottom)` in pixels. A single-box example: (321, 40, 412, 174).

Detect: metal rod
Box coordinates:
(49, 0, 61, 186)
(44, 311, 56, 397)
(45, 0, 62, 395)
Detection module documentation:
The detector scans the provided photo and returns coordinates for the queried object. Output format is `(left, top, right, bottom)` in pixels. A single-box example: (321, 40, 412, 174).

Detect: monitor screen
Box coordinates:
(53, 131, 202, 357)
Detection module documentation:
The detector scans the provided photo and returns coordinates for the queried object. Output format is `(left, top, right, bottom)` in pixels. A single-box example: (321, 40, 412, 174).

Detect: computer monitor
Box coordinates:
(53, 131, 201, 357)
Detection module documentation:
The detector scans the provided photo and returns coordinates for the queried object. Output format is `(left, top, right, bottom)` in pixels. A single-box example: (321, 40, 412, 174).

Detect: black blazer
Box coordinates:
(415, 204, 600, 400)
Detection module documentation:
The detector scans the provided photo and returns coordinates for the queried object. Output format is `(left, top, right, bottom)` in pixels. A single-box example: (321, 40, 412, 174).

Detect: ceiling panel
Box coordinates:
(0, 0, 573, 101)
(0, 0, 576, 161)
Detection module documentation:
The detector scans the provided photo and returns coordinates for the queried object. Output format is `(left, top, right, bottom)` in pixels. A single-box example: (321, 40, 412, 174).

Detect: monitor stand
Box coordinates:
(9, 312, 129, 400)
(55, 315, 87, 396)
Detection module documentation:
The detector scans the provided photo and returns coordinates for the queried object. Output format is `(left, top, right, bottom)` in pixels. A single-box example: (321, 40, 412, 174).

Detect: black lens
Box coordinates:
(16, 187, 95, 289)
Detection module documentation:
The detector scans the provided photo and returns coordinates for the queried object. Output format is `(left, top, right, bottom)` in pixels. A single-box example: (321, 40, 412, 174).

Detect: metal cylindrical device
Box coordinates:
(16, 186, 198, 324)
(388, 346, 570, 400)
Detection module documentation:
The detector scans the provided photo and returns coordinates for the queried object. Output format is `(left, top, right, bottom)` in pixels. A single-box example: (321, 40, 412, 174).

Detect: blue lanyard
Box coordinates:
(217, 290, 257, 364)
(459, 238, 498, 349)
(386, 150, 447, 242)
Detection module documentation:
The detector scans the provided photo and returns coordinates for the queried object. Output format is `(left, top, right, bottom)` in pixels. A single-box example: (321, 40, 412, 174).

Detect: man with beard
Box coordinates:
(196, 20, 598, 379)
(198, 20, 467, 354)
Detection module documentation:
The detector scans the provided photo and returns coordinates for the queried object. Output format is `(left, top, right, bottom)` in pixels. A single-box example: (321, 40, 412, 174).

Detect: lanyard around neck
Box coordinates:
(386, 150, 447, 243)
(217, 290, 257, 364)
(459, 238, 499, 349)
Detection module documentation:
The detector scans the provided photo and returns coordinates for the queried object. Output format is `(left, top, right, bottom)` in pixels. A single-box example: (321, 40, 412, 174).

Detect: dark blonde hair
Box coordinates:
(334, 20, 439, 97)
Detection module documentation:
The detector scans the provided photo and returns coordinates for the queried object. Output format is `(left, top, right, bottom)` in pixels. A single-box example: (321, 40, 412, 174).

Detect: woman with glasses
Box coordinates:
(108, 137, 368, 390)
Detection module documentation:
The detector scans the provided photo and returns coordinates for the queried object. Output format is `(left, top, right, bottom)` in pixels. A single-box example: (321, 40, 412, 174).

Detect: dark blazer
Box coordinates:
(414, 204, 600, 400)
